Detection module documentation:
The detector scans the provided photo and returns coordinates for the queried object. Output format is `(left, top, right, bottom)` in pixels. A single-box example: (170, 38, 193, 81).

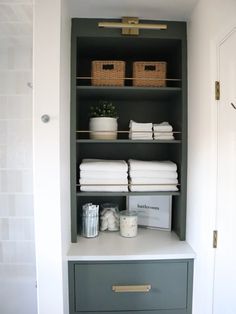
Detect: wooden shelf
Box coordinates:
(76, 86, 181, 100)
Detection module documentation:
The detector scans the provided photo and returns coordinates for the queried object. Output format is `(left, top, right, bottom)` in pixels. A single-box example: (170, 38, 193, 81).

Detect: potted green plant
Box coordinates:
(89, 101, 118, 140)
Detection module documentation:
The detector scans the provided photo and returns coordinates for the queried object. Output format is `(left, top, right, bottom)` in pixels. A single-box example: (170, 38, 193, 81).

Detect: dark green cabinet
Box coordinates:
(69, 18, 192, 314)
(70, 18, 187, 242)
(68, 260, 193, 314)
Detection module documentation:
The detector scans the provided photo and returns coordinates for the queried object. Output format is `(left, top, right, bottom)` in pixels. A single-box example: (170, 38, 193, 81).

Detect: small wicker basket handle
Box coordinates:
(102, 64, 114, 70)
(144, 65, 157, 71)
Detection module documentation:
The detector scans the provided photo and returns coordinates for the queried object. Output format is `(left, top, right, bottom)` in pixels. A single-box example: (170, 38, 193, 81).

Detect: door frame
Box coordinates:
(212, 24, 236, 313)
(214, 26, 236, 240)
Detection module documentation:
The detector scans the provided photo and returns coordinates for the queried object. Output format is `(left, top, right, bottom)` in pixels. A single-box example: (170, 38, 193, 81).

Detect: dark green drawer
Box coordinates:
(69, 260, 193, 313)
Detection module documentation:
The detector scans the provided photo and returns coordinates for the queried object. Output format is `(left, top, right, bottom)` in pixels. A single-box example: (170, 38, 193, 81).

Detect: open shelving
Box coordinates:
(70, 18, 187, 243)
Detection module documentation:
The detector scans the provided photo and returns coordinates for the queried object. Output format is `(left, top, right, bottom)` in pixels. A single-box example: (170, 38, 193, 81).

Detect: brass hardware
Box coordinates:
(77, 183, 180, 186)
(215, 81, 220, 100)
(112, 284, 151, 293)
(76, 76, 180, 81)
(76, 130, 182, 133)
(122, 17, 139, 35)
(98, 17, 167, 36)
(213, 230, 218, 248)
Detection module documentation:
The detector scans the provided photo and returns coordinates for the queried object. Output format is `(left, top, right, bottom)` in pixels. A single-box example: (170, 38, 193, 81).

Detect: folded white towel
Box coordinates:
(80, 178, 128, 185)
(80, 159, 128, 172)
(129, 170, 178, 179)
(129, 120, 153, 131)
(129, 132, 153, 140)
(128, 159, 177, 171)
(154, 132, 173, 137)
(129, 185, 178, 192)
(129, 131, 153, 136)
(130, 177, 178, 184)
(153, 122, 173, 132)
(80, 170, 128, 179)
(154, 135, 174, 140)
(80, 185, 128, 192)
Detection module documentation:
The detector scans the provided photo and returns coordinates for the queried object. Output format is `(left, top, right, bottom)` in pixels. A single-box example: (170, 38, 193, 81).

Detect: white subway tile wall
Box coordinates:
(0, 1, 37, 313)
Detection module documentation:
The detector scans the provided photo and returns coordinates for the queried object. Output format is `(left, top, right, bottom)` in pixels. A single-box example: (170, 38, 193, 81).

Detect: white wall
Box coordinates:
(187, 1, 236, 313)
(33, 0, 71, 313)
(69, 0, 197, 21)
(0, 1, 37, 313)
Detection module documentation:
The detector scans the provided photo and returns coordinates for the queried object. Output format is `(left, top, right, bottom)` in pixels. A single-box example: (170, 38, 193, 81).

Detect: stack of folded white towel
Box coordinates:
(129, 120, 153, 140)
(79, 159, 128, 192)
(153, 122, 174, 140)
(128, 159, 178, 191)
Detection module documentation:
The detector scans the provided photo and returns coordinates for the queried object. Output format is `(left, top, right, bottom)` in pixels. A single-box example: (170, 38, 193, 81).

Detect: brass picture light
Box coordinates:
(98, 17, 167, 35)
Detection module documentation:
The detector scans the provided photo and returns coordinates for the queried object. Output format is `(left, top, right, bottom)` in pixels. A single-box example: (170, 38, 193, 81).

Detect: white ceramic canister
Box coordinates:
(119, 210, 138, 237)
(89, 117, 118, 140)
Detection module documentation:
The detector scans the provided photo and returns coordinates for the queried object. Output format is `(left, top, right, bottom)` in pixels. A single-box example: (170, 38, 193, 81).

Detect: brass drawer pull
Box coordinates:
(112, 284, 151, 293)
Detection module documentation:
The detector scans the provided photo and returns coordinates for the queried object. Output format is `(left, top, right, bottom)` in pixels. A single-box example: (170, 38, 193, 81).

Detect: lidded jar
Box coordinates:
(82, 203, 99, 238)
(119, 210, 138, 237)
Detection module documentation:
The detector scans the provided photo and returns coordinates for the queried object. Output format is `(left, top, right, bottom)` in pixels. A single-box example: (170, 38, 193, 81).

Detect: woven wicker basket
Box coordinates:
(133, 61, 167, 87)
(91, 60, 125, 86)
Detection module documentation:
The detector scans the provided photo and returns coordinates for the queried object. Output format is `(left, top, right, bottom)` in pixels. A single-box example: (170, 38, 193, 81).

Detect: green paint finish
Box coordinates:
(70, 21, 78, 243)
(68, 259, 194, 314)
(70, 18, 187, 242)
(76, 191, 180, 197)
(76, 139, 182, 144)
(77, 86, 182, 101)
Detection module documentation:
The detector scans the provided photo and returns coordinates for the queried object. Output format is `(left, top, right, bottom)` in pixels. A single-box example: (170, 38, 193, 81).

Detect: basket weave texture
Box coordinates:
(92, 61, 125, 86)
(133, 61, 167, 87)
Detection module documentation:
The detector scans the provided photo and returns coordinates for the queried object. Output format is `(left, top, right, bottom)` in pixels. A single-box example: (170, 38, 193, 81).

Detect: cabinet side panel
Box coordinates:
(70, 23, 78, 242)
(172, 29, 187, 240)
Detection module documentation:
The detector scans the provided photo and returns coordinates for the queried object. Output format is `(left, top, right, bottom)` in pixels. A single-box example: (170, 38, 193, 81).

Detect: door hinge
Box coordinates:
(213, 230, 218, 248)
(215, 81, 220, 100)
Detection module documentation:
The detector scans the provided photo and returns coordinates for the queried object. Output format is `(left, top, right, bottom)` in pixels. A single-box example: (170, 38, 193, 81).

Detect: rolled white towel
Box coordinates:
(130, 177, 178, 184)
(128, 159, 177, 171)
(79, 178, 128, 185)
(80, 170, 128, 179)
(129, 170, 178, 179)
(129, 120, 153, 131)
(80, 159, 128, 172)
(129, 185, 178, 192)
(153, 122, 173, 132)
(80, 185, 128, 192)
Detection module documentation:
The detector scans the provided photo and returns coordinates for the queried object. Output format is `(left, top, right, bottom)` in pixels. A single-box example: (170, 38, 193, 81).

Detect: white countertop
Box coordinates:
(67, 228, 195, 261)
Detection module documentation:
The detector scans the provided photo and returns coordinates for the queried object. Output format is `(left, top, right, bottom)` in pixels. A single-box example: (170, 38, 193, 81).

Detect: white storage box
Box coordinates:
(127, 195, 172, 230)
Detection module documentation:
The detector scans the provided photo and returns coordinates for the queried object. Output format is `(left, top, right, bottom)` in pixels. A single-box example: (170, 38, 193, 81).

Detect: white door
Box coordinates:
(213, 28, 236, 314)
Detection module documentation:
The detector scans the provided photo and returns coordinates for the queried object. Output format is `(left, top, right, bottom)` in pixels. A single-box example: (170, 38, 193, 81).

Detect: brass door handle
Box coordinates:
(112, 284, 151, 293)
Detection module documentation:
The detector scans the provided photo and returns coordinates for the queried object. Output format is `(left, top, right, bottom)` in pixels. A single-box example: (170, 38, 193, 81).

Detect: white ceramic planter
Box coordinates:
(89, 117, 118, 140)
